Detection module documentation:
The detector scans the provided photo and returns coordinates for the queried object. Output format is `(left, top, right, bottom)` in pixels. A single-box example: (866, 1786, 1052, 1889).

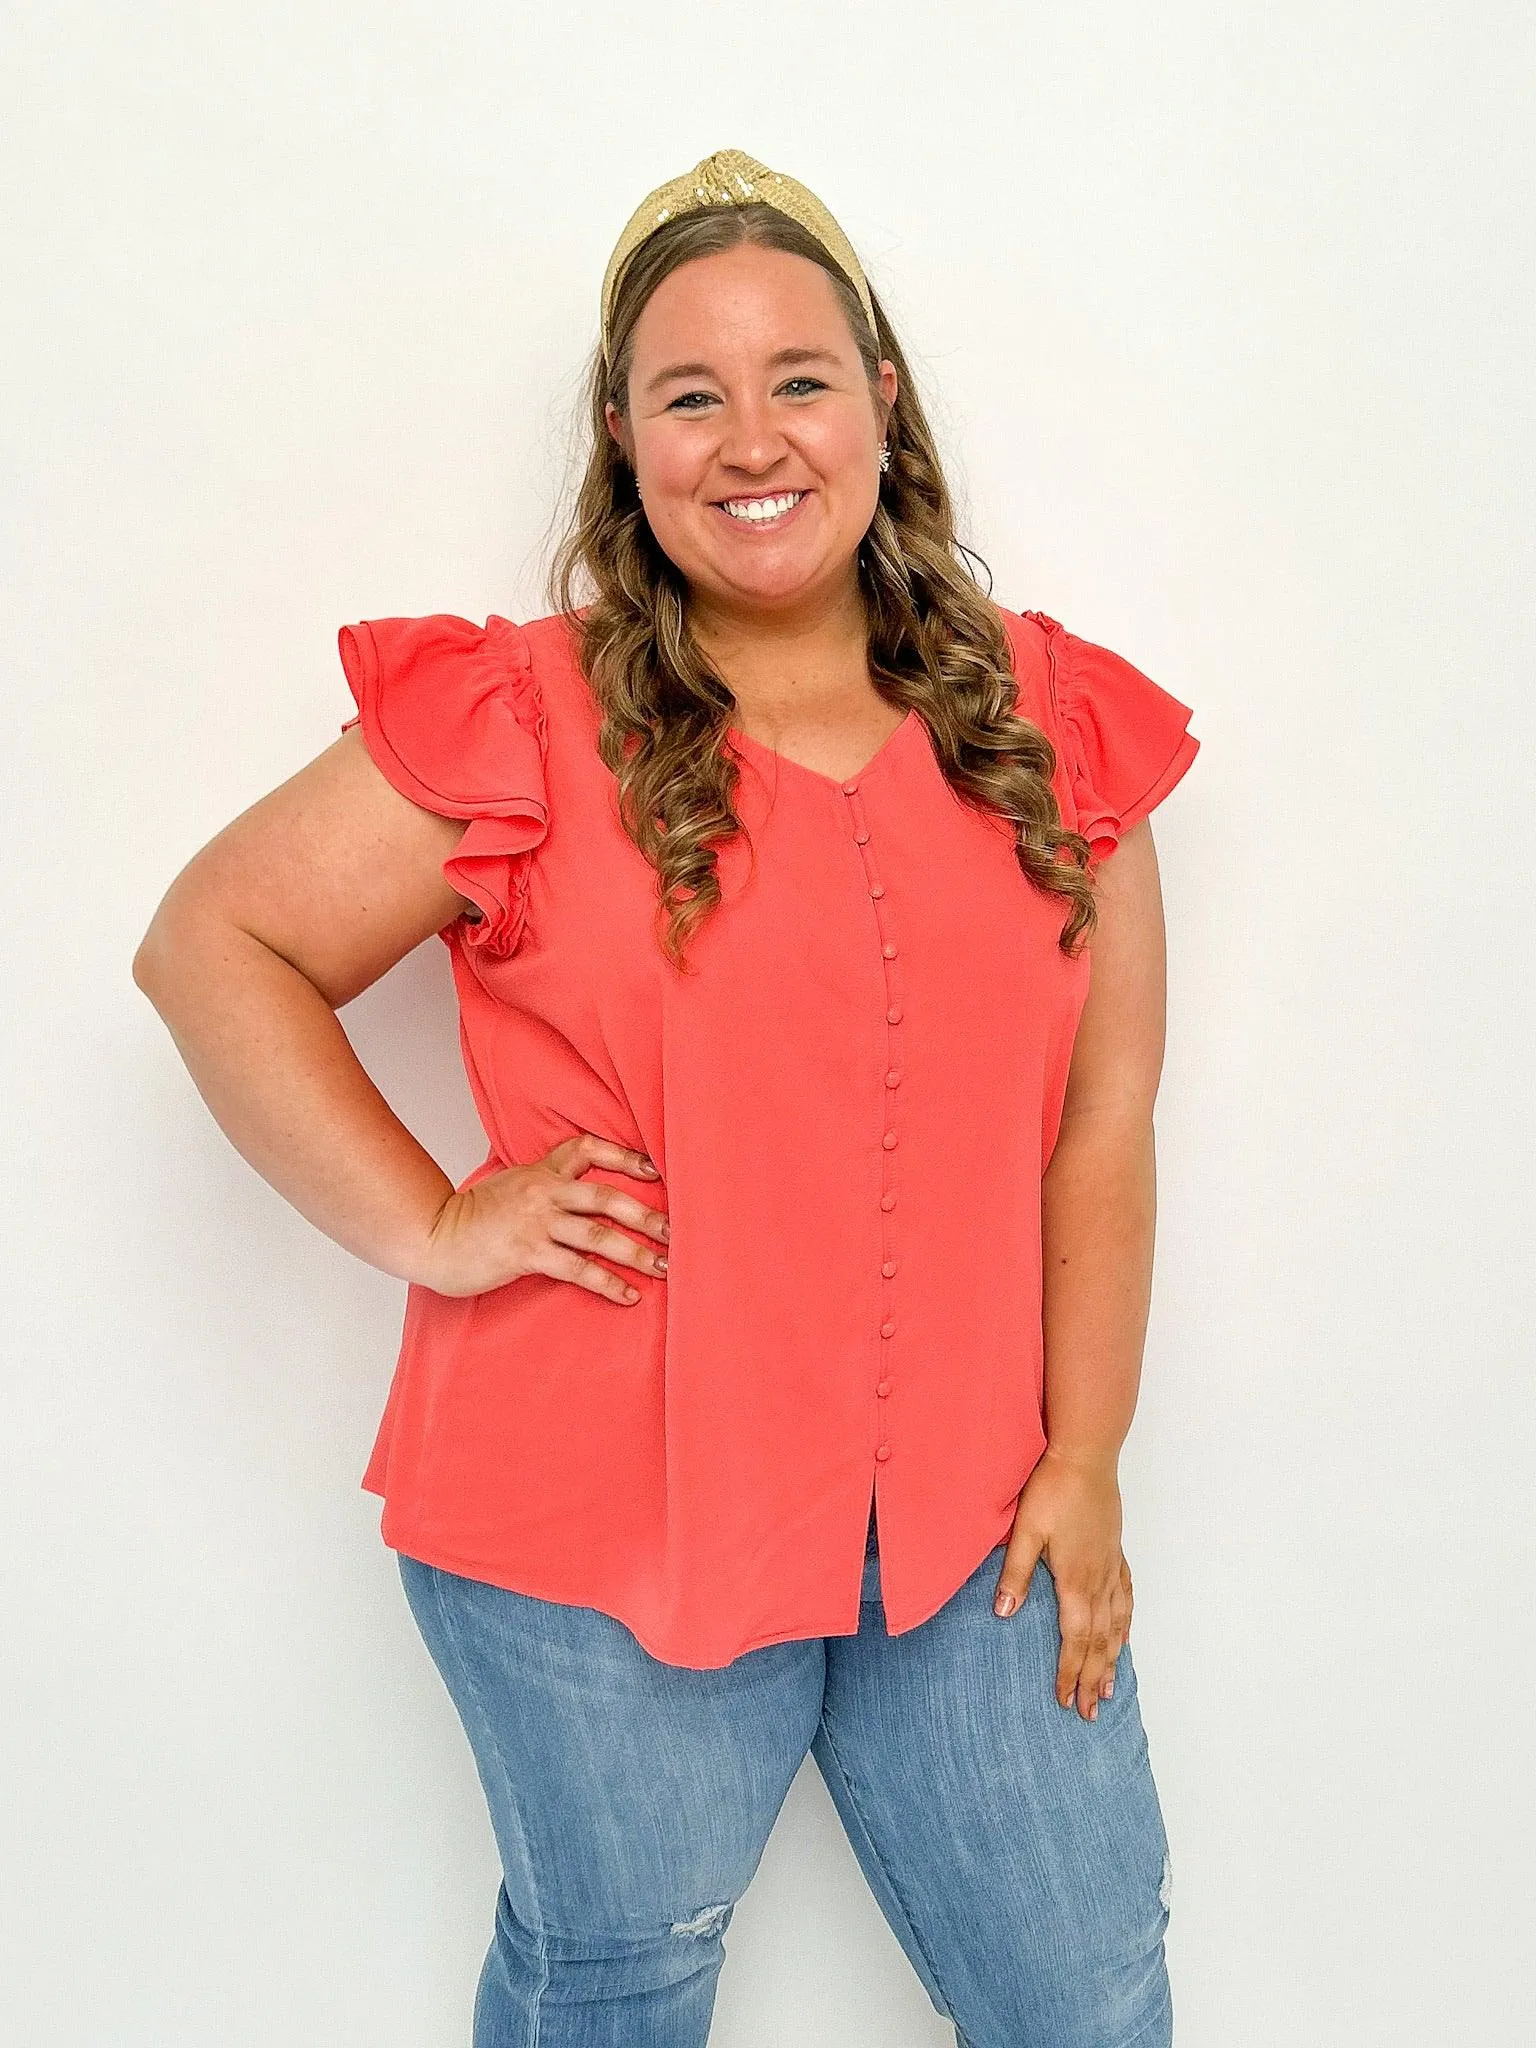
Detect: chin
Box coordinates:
(702, 537, 845, 593)
(720, 565, 828, 605)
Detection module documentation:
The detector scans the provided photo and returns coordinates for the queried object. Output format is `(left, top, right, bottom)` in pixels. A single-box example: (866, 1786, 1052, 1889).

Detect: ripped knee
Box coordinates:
(669, 1900, 733, 1938)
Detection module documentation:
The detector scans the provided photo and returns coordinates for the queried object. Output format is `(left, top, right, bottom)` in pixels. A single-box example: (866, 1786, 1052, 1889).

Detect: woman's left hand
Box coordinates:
(992, 1447, 1134, 1720)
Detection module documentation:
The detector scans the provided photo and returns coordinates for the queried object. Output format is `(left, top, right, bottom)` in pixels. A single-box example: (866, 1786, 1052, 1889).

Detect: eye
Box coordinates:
(665, 376, 827, 413)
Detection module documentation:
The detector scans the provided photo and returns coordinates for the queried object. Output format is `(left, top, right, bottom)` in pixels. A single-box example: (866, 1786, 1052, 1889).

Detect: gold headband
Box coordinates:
(599, 148, 878, 365)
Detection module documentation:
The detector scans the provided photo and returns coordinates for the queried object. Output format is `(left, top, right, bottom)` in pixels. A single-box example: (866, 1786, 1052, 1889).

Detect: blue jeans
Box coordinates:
(397, 1511, 1173, 2047)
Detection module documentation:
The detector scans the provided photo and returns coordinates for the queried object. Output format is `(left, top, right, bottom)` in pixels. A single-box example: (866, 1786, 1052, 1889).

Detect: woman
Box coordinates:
(135, 149, 1199, 2048)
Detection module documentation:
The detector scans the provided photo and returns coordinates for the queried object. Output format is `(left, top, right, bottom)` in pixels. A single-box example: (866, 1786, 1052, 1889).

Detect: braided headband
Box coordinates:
(600, 148, 877, 366)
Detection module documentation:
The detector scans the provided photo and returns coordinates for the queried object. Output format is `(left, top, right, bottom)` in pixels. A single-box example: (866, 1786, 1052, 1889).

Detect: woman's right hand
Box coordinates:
(419, 1132, 670, 1302)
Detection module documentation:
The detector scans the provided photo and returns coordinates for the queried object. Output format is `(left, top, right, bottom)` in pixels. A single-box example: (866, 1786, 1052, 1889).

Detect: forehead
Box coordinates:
(631, 243, 854, 358)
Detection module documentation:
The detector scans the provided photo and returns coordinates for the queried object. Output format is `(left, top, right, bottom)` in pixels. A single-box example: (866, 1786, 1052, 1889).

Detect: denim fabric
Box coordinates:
(397, 1526, 1172, 2048)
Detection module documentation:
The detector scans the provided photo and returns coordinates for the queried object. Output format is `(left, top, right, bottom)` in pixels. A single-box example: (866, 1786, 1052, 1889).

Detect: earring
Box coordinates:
(878, 443, 891, 474)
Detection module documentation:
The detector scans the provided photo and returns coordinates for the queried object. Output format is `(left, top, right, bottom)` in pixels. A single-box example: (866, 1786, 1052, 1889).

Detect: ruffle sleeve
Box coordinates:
(1044, 615, 1200, 861)
(337, 612, 548, 958)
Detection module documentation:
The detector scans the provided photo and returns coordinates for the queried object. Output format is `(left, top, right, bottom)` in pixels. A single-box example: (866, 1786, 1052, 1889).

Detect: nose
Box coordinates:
(716, 394, 792, 478)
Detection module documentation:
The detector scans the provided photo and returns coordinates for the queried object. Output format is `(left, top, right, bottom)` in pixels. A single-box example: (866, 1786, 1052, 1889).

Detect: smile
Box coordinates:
(714, 490, 808, 528)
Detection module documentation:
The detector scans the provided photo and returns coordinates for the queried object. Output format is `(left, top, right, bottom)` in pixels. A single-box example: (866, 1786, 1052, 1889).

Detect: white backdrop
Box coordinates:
(4, 4, 1531, 2042)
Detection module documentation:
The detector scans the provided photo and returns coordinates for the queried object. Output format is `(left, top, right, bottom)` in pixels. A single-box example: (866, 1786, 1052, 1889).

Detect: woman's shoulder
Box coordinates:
(335, 607, 560, 957)
(987, 599, 1201, 859)
(987, 599, 1060, 731)
(337, 610, 549, 813)
(516, 606, 588, 683)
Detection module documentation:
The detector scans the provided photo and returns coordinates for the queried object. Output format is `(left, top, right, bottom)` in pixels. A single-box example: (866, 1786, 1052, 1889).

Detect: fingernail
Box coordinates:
(1089, 1701, 1099, 1720)
(1103, 1678, 1114, 1699)
(655, 1256, 668, 1273)
(623, 1286, 639, 1301)
(994, 1592, 1016, 1617)
(639, 1157, 658, 1174)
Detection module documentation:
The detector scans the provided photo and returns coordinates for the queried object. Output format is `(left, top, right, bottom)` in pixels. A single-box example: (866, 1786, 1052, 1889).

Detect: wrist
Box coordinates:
(1041, 1442, 1122, 1478)
(373, 1178, 462, 1290)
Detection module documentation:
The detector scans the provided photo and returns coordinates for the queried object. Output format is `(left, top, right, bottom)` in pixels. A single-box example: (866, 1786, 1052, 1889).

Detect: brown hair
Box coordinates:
(546, 203, 1099, 970)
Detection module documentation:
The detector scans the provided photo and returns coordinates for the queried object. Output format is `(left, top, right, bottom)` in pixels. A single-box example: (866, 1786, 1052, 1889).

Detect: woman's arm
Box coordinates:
(991, 815, 1171, 1718)
(132, 728, 481, 1281)
(1039, 815, 1167, 1467)
(134, 729, 670, 1299)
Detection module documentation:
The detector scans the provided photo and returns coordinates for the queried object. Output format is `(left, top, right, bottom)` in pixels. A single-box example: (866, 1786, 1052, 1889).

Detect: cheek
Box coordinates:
(636, 426, 710, 501)
(804, 421, 877, 510)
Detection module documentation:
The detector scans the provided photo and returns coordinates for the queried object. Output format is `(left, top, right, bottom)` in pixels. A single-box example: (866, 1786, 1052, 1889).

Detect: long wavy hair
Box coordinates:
(546, 202, 1098, 970)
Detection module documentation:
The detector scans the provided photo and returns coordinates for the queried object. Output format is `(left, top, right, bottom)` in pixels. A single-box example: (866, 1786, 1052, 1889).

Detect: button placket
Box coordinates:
(841, 779, 902, 1472)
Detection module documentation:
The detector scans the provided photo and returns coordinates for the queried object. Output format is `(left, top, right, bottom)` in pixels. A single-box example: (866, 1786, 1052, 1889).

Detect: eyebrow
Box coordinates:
(641, 346, 842, 397)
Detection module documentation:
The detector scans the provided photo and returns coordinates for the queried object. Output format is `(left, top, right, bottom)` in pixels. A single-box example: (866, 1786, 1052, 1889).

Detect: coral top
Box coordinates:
(336, 601, 1199, 1669)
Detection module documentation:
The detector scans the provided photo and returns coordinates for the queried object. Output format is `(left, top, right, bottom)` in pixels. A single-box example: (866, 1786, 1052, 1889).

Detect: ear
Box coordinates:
(876, 359, 899, 432)
(603, 400, 631, 461)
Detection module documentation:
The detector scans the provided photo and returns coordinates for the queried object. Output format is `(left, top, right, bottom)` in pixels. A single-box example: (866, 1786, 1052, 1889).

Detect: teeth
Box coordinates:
(723, 492, 803, 522)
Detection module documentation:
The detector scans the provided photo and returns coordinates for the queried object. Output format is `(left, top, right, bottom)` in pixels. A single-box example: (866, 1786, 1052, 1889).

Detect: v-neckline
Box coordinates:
(726, 708, 917, 792)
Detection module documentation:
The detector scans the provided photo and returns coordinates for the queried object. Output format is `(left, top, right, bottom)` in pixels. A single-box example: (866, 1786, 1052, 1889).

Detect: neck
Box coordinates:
(687, 571, 870, 707)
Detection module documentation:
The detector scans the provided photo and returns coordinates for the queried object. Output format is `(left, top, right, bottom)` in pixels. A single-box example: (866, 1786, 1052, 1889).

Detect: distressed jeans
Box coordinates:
(397, 1507, 1173, 2048)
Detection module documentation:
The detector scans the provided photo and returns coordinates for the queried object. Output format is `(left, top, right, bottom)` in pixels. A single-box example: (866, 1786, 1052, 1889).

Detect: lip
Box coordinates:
(709, 490, 812, 534)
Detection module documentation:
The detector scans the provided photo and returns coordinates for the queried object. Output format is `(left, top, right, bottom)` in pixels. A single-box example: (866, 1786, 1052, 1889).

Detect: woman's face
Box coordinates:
(606, 243, 898, 621)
